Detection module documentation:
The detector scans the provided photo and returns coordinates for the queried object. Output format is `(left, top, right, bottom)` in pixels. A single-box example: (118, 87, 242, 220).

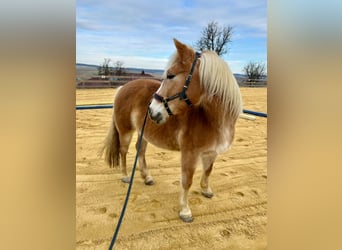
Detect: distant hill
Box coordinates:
(76, 63, 98, 68)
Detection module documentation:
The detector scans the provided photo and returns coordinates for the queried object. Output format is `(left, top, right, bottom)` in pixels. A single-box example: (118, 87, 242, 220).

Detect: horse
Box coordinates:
(101, 38, 242, 222)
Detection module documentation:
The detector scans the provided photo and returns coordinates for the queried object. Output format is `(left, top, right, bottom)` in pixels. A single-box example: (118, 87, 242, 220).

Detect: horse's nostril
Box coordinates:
(149, 110, 163, 124)
(155, 112, 162, 122)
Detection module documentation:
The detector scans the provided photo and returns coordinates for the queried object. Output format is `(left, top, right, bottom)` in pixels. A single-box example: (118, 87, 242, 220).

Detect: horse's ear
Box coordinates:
(173, 38, 187, 52)
(173, 38, 192, 62)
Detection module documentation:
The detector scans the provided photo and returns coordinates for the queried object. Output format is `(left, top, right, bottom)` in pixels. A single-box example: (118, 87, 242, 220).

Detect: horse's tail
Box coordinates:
(99, 113, 120, 168)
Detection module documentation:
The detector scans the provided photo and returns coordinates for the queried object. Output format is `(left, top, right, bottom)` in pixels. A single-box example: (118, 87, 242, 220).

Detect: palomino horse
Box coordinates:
(101, 39, 242, 222)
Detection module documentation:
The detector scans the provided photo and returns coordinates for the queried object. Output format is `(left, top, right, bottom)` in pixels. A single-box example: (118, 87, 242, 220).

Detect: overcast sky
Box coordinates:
(76, 0, 266, 74)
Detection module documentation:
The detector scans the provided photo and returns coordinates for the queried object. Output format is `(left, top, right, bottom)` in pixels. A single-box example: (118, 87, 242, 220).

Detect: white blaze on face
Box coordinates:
(149, 81, 169, 124)
(149, 98, 167, 117)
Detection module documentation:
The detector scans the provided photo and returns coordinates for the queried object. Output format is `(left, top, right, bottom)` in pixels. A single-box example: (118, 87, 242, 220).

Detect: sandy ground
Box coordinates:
(76, 87, 267, 249)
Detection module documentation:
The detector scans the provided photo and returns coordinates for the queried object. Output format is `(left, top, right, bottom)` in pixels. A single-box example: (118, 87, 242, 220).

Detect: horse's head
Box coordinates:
(149, 39, 202, 124)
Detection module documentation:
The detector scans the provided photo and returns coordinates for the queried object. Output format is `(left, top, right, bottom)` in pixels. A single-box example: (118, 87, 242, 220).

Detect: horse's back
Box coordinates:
(114, 79, 161, 132)
(115, 79, 160, 104)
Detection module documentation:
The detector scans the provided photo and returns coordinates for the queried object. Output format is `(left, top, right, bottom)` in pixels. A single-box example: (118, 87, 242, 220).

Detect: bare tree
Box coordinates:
(195, 21, 233, 56)
(243, 61, 266, 81)
(98, 58, 112, 76)
(114, 60, 125, 76)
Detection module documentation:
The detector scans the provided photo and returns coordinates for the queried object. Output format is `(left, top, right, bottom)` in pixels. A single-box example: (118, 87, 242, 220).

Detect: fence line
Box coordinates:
(75, 104, 267, 118)
(76, 75, 161, 89)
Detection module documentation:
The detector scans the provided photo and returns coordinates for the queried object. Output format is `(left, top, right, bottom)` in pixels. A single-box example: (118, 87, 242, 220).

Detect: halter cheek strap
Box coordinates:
(153, 52, 201, 116)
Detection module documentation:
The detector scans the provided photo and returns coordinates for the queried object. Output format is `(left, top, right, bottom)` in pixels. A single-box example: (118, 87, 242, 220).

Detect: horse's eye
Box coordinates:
(167, 74, 175, 80)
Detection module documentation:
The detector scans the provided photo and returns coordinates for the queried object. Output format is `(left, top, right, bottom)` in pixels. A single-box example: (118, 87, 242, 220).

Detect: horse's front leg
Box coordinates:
(179, 152, 198, 222)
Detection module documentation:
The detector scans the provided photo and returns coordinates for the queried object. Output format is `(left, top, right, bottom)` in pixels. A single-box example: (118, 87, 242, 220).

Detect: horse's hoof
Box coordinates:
(201, 191, 214, 198)
(144, 176, 154, 185)
(180, 214, 193, 223)
(121, 176, 130, 183)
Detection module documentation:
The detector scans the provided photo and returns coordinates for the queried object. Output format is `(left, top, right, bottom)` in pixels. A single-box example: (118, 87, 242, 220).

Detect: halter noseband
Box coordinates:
(153, 52, 201, 116)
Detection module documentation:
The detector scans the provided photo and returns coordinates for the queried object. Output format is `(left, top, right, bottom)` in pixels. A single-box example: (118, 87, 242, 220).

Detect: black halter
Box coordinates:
(153, 52, 201, 116)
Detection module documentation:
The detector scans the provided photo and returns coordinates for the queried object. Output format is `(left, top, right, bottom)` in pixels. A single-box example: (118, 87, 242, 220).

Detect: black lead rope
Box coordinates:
(108, 107, 149, 250)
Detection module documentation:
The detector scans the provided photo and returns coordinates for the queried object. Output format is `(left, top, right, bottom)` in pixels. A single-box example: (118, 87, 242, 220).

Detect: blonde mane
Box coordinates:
(199, 51, 242, 120)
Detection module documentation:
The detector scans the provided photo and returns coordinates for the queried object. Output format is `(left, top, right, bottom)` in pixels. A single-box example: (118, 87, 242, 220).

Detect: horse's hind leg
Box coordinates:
(136, 137, 154, 185)
(119, 132, 134, 183)
(200, 151, 217, 198)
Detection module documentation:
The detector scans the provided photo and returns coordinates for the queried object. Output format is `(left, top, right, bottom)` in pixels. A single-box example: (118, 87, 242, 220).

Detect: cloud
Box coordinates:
(76, 0, 267, 73)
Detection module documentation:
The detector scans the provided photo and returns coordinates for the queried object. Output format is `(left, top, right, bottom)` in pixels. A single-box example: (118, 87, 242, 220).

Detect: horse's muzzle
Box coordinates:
(148, 106, 163, 124)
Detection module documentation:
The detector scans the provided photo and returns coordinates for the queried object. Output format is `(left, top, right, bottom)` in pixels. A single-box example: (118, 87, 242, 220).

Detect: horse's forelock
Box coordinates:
(162, 52, 178, 79)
